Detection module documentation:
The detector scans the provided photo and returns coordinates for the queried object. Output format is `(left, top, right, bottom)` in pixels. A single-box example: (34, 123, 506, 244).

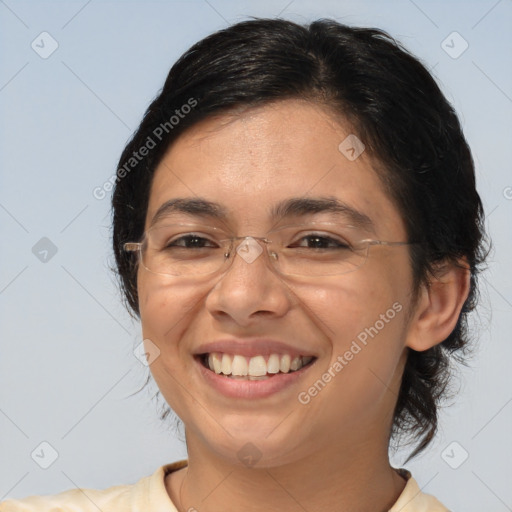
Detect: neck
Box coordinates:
(169, 432, 407, 512)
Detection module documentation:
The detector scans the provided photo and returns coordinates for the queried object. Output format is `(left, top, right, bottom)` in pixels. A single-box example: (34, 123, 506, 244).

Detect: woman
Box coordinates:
(1, 17, 487, 512)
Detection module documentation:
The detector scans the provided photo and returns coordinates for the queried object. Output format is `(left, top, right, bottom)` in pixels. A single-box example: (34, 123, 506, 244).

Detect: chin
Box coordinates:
(198, 421, 312, 469)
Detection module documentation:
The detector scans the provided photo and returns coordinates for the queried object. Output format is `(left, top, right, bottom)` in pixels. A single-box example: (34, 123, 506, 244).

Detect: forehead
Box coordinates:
(146, 99, 405, 238)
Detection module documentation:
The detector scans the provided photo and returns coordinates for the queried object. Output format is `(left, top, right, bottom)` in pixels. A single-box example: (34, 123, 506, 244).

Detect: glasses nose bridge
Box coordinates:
(225, 235, 276, 270)
(232, 234, 271, 244)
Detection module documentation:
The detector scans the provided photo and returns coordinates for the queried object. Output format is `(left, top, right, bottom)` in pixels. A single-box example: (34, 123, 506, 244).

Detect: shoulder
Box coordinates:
(0, 460, 187, 512)
(0, 483, 131, 512)
(390, 469, 450, 512)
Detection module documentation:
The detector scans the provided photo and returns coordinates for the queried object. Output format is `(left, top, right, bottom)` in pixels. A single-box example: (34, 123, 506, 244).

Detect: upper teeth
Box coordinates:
(206, 353, 313, 376)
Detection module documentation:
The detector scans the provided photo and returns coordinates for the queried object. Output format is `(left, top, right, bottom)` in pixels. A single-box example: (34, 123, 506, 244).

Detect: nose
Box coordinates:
(204, 236, 292, 326)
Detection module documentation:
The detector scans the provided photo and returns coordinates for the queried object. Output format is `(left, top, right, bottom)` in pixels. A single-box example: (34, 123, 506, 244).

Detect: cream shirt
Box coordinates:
(0, 460, 449, 511)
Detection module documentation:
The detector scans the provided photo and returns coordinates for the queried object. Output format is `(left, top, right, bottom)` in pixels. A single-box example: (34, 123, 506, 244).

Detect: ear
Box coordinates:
(405, 259, 471, 351)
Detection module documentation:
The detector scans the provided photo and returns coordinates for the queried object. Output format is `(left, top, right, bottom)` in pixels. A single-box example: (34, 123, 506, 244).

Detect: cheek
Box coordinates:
(137, 276, 208, 414)
(138, 274, 204, 355)
(305, 264, 407, 344)
(313, 261, 410, 417)
(138, 277, 171, 336)
(296, 280, 407, 431)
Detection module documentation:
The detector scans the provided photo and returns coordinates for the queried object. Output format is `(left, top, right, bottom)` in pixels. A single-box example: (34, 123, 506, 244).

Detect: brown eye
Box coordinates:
(166, 235, 217, 249)
(291, 234, 351, 250)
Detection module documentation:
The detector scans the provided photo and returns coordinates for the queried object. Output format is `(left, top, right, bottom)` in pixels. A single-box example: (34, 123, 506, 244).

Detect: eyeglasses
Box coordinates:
(123, 221, 416, 278)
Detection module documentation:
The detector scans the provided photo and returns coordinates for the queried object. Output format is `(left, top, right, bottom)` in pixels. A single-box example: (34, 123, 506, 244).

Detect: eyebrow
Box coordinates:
(150, 198, 228, 227)
(149, 196, 375, 232)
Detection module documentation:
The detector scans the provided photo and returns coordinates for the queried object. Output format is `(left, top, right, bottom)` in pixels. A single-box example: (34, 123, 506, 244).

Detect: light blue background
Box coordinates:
(1, 1, 511, 510)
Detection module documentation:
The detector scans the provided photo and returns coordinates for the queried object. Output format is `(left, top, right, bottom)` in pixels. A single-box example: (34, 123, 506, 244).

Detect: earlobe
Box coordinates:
(405, 260, 471, 352)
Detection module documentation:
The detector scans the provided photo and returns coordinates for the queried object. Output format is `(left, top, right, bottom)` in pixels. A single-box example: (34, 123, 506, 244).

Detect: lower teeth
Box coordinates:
(226, 374, 273, 380)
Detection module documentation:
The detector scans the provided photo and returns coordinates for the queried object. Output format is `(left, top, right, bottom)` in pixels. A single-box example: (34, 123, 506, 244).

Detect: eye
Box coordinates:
(291, 234, 351, 250)
(166, 234, 218, 249)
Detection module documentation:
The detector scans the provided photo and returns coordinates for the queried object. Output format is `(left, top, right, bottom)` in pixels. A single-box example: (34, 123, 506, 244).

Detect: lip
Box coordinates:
(193, 338, 317, 359)
(194, 354, 317, 399)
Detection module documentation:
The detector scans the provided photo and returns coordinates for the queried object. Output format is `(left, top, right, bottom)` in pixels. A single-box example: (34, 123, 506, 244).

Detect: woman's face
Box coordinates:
(137, 99, 415, 467)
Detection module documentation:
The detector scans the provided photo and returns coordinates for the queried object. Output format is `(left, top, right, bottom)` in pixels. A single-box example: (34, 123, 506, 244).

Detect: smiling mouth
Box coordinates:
(197, 352, 317, 380)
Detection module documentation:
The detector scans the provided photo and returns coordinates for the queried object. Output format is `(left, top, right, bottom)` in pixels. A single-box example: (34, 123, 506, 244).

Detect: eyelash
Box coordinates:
(292, 235, 350, 249)
(167, 235, 217, 248)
